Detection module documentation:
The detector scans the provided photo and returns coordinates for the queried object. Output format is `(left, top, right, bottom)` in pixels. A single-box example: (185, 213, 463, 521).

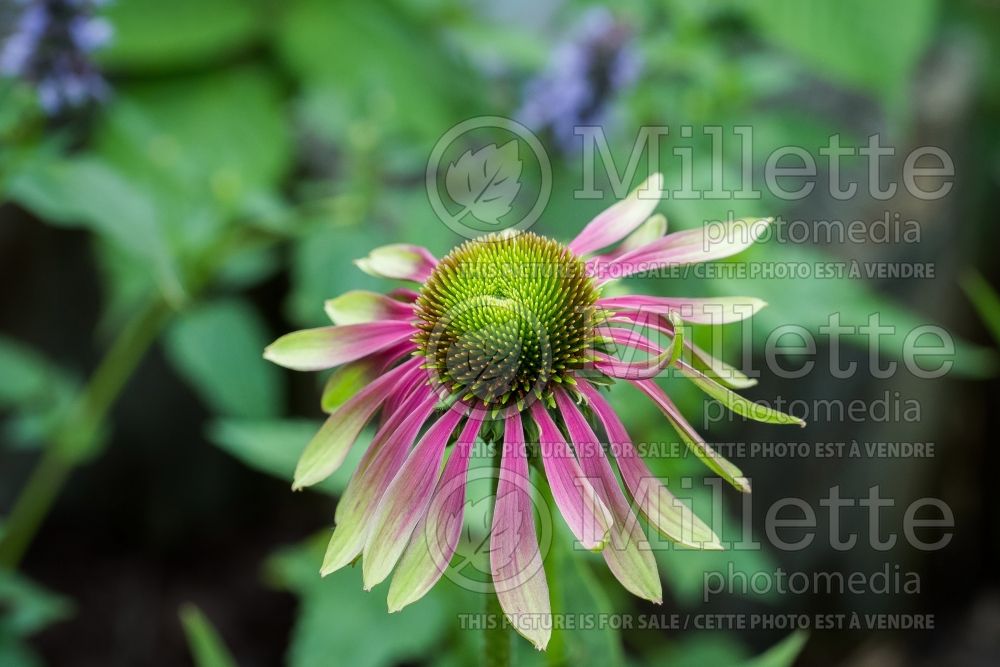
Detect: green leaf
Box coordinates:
(289, 224, 388, 326)
(961, 270, 1000, 347)
(99, 0, 263, 72)
(275, 0, 473, 142)
(0, 337, 79, 450)
(267, 537, 452, 667)
(0, 338, 66, 410)
(0, 571, 73, 637)
(179, 604, 237, 667)
(0, 639, 42, 667)
(164, 299, 283, 418)
(207, 419, 366, 495)
(645, 633, 749, 667)
(94, 67, 292, 215)
(542, 530, 626, 667)
(747, 0, 937, 110)
(4, 156, 180, 298)
(736, 245, 995, 377)
(742, 631, 808, 667)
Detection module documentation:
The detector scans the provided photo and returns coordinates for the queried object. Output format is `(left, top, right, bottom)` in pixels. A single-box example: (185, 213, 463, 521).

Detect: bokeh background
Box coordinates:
(1, 0, 999, 665)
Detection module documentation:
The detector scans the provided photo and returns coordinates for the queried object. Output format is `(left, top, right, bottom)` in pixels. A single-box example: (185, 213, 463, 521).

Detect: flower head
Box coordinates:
(1, 0, 112, 114)
(517, 7, 641, 153)
(265, 173, 802, 650)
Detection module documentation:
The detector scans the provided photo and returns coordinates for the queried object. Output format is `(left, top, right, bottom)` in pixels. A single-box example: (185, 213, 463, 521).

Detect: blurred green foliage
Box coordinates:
(1, 0, 995, 664)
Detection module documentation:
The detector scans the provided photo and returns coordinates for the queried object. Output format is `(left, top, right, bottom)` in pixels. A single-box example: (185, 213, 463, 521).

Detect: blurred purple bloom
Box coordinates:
(0, 0, 112, 114)
(517, 8, 641, 153)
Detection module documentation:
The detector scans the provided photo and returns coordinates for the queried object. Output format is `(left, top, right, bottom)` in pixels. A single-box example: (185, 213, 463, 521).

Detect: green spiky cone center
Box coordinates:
(415, 232, 601, 407)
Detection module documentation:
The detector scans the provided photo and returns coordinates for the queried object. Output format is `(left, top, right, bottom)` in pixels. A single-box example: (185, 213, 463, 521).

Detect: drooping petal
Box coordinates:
(264, 321, 416, 371)
(528, 402, 612, 550)
(554, 390, 661, 603)
(387, 416, 483, 612)
(593, 217, 771, 280)
(491, 410, 551, 651)
(580, 383, 722, 549)
(324, 290, 415, 325)
(321, 387, 439, 575)
(362, 407, 466, 589)
(293, 358, 422, 490)
(568, 173, 665, 256)
(594, 318, 683, 380)
(601, 325, 660, 355)
(355, 244, 437, 282)
(632, 379, 752, 493)
(687, 340, 757, 390)
(605, 310, 757, 389)
(600, 295, 767, 325)
(676, 361, 804, 427)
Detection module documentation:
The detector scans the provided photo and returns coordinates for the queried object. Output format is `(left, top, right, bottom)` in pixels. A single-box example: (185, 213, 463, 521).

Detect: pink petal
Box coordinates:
(675, 360, 801, 427)
(379, 351, 427, 420)
(388, 288, 421, 302)
(594, 347, 678, 380)
(554, 389, 661, 603)
(601, 325, 660, 354)
(293, 358, 423, 489)
(264, 321, 416, 371)
(591, 217, 771, 281)
(355, 244, 437, 282)
(321, 386, 439, 575)
(491, 410, 551, 651)
(362, 407, 467, 588)
(528, 402, 612, 550)
(604, 311, 757, 389)
(568, 173, 664, 256)
(324, 290, 416, 325)
(387, 416, 483, 611)
(599, 295, 766, 324)
(579, 383, 722, 549)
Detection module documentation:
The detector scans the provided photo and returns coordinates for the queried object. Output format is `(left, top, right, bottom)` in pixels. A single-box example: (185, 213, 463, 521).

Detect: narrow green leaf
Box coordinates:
(961, 270, 1000, 347)
(742, 630, 809, 667)
(0, 571, 73, 637)
(207, 418, 365, 495)
(266, 538, 452, 667)
(165, 299, 283, 419)
(179, 604, 237, 667)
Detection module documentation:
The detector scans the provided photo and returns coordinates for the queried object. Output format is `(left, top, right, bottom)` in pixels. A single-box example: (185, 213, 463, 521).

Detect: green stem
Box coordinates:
(0, 298, 172, 569)
(0, 220, 276, 570)
(484, 432, 512, 667)
(539, 481, 566, 666)
(484, 588, 511, 667)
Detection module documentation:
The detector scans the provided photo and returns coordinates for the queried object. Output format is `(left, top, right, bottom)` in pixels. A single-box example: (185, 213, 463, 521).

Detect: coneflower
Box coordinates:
(265, 173, 802, 649)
